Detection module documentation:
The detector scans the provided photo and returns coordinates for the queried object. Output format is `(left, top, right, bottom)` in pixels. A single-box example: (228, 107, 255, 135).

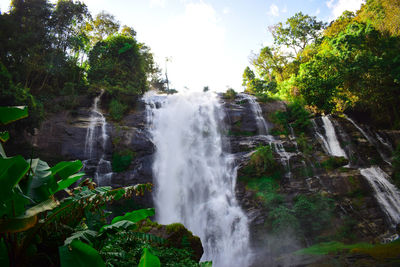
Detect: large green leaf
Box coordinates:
(0, 132, 9, 143)
(138, 248, 160, 267)
(64, 230, 98, 246)
(0, 156, 30, 201)
(0, 189, 30, 218)
(0, 106, 28, 125)
(59, 240, 105, 267)
(51, 160, 83, 180)
(24, 159, 55, 202)
(0, 215, 37, 233)
(24, 199, 59, 217)
(100, 220, 136, 233)
(111, 208, 155, 225)
(0, 199, 58, 233)
(55, 173, 85, 193)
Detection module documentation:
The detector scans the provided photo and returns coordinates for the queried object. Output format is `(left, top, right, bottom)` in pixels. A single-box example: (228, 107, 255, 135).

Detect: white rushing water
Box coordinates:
(318, 116, 347, 158)
(238, 94, 268, 134)
(84, 90, 113, 185)
(344, 115, 391, 165)
(144, 92, 251, 267)
(360, 166, 400, 228)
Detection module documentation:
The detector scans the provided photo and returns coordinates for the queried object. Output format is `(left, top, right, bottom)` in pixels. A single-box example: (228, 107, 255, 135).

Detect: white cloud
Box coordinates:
(326, 0, 364, 18)
(146, 2, 231, 91)
(150, 0, 166, 8)
(267, 4, 279, 17)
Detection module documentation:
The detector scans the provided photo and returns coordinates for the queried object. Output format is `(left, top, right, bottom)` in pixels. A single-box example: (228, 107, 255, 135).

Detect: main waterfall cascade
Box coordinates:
(84, 90, 113, 186)
(144, 92, 252, 267)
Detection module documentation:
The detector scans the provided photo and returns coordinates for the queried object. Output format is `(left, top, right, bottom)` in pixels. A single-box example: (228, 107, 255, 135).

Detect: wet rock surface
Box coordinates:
(222, 94, 400, 266)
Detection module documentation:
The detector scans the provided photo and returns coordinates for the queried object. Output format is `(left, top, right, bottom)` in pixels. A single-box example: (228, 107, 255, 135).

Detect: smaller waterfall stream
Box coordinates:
(313, 116, 347, 158)
(360, 167, 400, 229)
(84, 90, 113, 185)
(239, 94, 268, 134)
(344, 115, 391, 165)
(239, 94, 293, 178)
(314, 114, 400, 234)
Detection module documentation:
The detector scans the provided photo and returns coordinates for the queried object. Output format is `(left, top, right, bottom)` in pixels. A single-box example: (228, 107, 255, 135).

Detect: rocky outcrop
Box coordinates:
(222, 94, 400, 266)
(9, 96, 155, 208)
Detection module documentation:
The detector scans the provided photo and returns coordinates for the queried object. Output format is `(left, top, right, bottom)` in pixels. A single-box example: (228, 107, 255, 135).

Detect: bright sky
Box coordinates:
(0, 0, 365, 92)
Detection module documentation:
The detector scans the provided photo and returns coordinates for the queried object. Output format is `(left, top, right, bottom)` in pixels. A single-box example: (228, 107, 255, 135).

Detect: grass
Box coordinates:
(295, 241, 373, 255)
(295, 239, 400, 261)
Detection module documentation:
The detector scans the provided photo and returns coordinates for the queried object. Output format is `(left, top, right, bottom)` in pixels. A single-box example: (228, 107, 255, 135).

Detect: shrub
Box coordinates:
(272, 101, 311, 135)
(321, 156, 348, 171)
(223, 88, 237, 99)
(112, 149, 135, 172)
(293, 194, 335, 238)
(109, 99, 128, 121)
(250, 145, 279, 175)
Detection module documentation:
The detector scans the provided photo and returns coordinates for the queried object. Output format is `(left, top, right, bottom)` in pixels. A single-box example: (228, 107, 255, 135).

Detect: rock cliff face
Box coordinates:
(9, 92, 400, 266)
(10, 96, 155, 208)
(221, 94, 400, 266)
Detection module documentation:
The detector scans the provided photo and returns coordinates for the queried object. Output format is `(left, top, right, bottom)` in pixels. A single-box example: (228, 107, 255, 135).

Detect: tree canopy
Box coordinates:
(244, 0, 400, 128)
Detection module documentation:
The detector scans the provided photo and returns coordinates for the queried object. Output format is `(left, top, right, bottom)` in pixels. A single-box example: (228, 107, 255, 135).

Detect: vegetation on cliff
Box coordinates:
(244, 0, 400, 129)
(0, 0, 163, 126)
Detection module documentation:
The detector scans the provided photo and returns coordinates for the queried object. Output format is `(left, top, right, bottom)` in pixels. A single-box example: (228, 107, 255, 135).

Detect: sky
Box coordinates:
(0, 0, 365, 92)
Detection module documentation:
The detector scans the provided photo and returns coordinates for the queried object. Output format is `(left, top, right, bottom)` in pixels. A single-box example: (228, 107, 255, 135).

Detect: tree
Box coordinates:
(88, 34, 147, 97)
(87, 11, 120, 43)
(269, 12, 326, 55)
(251, 46, 288, 81)
(50, 0, 91, 53)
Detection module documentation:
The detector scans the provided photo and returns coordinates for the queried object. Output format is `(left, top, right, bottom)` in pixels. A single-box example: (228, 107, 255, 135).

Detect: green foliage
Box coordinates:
(99, 231, 198, 267)
(88, 34, 148, 98)
(112, 149, 135, 172)
(272, 102, 311, 135)
(293, 194, 335, 238)
(321, 156, 348, 171)
(270, 12, 326, 55)
(297, 133, 312, 155)
(59, 239, 106, 267)
(109, 99, 128, 121)
(250, 145, 279, 175)
(139, 248, 161, 267)
(110, 208, 155, 225)
(0, 106, 28, 124)
(222, 88, 237, 100)
(268, 206, 300, 234)
(295, 241, 373, 255)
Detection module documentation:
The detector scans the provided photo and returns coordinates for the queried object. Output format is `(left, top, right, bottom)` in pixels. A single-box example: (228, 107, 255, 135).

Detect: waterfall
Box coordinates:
(144, 92, 252, 267)
(313, 116, 347, 158)
(238, 94, 268, 134)
(360, 166, 400, 228)
(238, 93, 293, 179)
(84, 90, 113, 186)
(344, 115, 391, 165)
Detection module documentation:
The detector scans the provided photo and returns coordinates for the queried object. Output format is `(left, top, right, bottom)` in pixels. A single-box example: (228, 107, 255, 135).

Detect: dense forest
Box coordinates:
(242, 0, 400, 129)
(1, 0, 400, 266)
(0, 0, 165, 126)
